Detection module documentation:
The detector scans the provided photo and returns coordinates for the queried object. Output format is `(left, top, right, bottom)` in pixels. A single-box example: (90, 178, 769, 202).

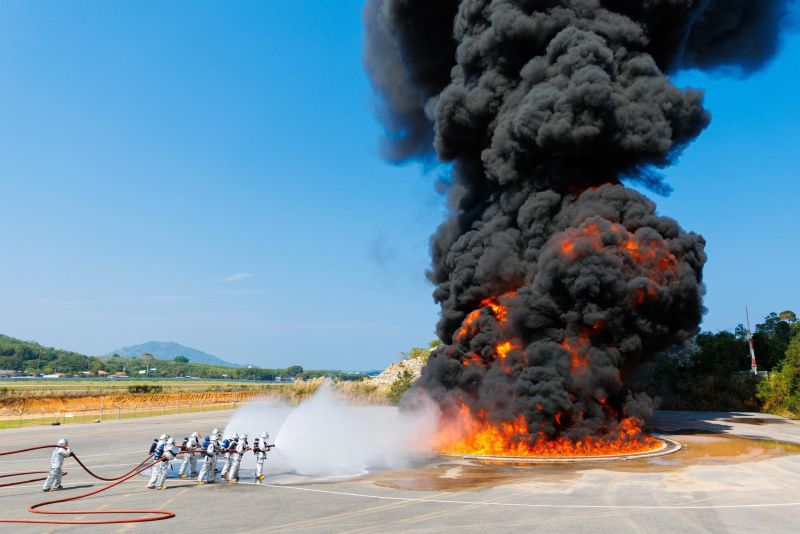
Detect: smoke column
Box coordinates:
(364, 1, 792, 452)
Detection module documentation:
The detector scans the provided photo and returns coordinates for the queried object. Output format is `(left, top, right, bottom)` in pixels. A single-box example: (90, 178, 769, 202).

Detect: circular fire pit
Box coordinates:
(430, 436, 681, 463)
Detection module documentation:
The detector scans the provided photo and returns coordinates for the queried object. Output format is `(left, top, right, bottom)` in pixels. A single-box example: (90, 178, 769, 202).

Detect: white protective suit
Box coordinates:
(220, 434, 238, 479)
(255, 432, 269, 480)
(197, 438, 217, 484)
(43, 439, 72, 491)
(154, 439, 179, 490)
(228, 435, 247, 482)
(147, 434, 169, 488)
(212, 433, 222, 478)
(178, 432, 200, 478)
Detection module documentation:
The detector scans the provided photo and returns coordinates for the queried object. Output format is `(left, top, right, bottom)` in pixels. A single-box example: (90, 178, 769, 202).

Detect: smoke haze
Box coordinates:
(223, 383, 437, 478)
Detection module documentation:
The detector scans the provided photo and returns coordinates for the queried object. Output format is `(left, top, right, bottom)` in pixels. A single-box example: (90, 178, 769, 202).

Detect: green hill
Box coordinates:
(0, 334, 93, 374)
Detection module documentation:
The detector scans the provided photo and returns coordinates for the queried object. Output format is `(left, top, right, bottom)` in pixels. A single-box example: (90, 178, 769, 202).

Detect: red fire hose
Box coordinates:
(0, 444, 178, 525)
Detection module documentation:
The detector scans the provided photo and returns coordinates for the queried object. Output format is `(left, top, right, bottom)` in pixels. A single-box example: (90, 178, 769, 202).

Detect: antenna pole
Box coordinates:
(746, 306, 758, 375)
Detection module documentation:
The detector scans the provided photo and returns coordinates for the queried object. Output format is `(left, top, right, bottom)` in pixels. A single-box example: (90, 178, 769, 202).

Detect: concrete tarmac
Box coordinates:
(1, 409, 799, 533)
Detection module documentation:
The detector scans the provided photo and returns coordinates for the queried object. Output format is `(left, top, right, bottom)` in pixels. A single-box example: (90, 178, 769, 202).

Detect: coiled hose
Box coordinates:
(0, 444, 179, 524)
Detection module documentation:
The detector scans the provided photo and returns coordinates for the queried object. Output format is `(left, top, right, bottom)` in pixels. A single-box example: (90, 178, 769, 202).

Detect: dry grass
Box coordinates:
(0, 377, 398, 418)
(251, 378, 392, 405)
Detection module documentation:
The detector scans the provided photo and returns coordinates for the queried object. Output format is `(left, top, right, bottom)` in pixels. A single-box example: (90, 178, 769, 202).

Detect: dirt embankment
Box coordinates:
(0, 390, 264, 415)
(371, 357, 425, 387)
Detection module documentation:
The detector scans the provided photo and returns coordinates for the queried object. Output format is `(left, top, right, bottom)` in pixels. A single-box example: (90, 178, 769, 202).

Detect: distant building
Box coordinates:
(97, 370, 109, 377)
(0, 370, 16, 378)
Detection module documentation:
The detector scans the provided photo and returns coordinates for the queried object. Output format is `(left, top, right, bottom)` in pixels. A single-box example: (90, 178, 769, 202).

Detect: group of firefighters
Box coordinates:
(42, 429, 274, 492)
(146, 428, 275, 489)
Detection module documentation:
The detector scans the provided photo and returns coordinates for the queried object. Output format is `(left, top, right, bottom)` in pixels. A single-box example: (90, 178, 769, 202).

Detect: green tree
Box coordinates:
(142, 352, 155, 375)
(286, 365, 304, 377)
(758, 335, 800, 414)
(387, 369, 414, 404)
(693, 331, 749, 375)
(753, 311, 795, 370)
(174, 355, 190, 363)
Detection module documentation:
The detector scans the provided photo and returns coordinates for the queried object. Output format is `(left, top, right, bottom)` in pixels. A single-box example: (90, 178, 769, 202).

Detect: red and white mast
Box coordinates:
(746, 306, 757, 375)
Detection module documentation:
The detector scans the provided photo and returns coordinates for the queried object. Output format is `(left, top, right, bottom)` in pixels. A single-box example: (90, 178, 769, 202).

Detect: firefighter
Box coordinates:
(212, 431, 222, 476)
(228, 433, 248, 483)
(197, 435, 216, 484)
(147, 437, 168, 489)
(178, 432, 200, 478)
(43, 438, 72, 492)
(154, 437, 179, 490)
(220, 433, 238, 480)
(254, 431, 270, 481)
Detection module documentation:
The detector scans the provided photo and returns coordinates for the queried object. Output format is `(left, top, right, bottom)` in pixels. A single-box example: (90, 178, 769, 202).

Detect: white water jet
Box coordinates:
(222, 382, 437, 479)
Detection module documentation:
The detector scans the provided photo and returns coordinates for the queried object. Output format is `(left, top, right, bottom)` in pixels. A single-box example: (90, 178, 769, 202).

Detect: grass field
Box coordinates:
(0, 378, 391, 430)
(0, 400, 237, 430)
(0, 379, 281, 398)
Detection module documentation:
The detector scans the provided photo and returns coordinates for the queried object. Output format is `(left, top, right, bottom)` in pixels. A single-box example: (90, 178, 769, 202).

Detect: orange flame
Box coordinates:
(561, 335, 590, 372)
(443, 283, 661, 458)
(432, 404, 660, 458)
(496, 340, 520, 359)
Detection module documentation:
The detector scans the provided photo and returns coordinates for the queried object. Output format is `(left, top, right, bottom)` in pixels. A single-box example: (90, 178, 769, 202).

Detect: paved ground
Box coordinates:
(1, 409, 799, 533)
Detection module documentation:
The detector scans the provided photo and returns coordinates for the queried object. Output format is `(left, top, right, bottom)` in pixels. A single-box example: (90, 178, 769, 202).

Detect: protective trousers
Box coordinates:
(42, 467, 62, 491)
(179, 452, 197, 476)
(255, 452, 266, 479)
(197, 456, 213, 483)
(147, 463, 161, 488)
(228, 454, 242, 481)
(220, 453, 232, 478)
(155, 459, 170, 489)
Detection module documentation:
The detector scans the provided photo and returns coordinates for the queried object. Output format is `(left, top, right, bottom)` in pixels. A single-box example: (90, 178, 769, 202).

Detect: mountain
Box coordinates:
(106, 341, 241, 368)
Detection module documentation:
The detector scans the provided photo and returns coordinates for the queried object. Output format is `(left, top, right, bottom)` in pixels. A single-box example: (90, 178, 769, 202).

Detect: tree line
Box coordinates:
(632, 310, 799, 413)
(0, 334, 368, 381)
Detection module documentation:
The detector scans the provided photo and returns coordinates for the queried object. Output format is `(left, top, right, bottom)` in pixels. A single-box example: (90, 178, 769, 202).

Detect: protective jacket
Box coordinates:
(50, 446, 72, 469)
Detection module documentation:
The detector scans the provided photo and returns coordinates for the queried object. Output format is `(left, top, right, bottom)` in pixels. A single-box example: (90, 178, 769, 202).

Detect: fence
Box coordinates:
(0, 398, 244, 430)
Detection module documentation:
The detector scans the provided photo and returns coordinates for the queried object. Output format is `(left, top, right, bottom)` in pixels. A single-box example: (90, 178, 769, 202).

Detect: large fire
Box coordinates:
(432, 404, 660, 458)
(430, 222, 672, 458)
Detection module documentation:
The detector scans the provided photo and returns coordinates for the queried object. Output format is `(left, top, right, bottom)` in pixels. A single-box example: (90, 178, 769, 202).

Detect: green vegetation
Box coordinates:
(387, 369, 414, 404)
(634, 310, 798, 413)
(401, 345, 432, 364)
(0, 334, 93, 376)
(757, 321, 800, 415)
(0, 334, 368, 381)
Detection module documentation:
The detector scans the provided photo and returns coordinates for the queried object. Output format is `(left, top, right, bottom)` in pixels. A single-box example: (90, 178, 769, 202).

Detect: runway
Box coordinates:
(1, 409, 799, 533)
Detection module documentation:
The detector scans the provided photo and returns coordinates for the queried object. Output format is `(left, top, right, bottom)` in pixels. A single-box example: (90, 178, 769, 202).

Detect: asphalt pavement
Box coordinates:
(0, 409, 799, 533)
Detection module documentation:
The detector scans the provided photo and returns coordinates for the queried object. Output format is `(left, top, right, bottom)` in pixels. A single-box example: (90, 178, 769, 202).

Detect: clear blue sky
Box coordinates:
(0, 1, 797, 369)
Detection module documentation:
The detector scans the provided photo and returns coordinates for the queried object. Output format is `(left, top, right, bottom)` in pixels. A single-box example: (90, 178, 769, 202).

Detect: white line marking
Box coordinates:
(265, 484, 800, 510)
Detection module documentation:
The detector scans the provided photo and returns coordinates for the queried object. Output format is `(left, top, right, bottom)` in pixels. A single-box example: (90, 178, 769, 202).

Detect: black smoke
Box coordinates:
(364, 0, 793, 445)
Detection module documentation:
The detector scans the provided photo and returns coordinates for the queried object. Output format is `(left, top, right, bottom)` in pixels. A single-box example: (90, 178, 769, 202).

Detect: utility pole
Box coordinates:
(746, 306, 758, 375)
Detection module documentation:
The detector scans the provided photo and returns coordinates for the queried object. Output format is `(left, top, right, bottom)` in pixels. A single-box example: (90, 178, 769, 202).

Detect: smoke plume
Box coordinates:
(364, 1, 792, 449)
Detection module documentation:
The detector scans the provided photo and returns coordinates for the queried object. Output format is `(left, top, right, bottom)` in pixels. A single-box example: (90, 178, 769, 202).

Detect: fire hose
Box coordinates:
(0, 444, 178, 525)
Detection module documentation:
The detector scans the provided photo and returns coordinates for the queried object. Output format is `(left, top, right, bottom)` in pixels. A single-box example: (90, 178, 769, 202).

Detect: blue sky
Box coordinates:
(0, 1, 797, 369)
